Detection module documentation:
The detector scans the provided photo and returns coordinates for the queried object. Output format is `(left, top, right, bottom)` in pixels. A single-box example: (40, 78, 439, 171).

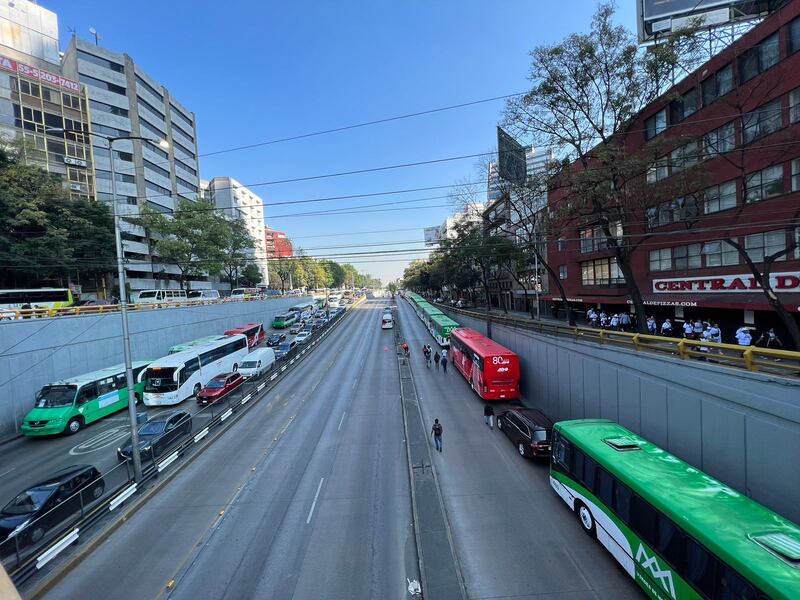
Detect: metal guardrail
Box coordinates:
(438, 304, 800, 378)
(0, 294, 309, 321)
(0, 296, 366, 585)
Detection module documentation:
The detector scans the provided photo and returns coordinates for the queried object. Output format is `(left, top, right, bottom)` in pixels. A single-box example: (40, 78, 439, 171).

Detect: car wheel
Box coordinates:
(232, 363, 238, 372)
(91, 482, 105, 500)
(576, 501, 596, 538)
(193, 384, 201, 397)
(497, 418, 503, 431)
(518, 442, 527, 458)
(29, 525, 46, 544)
(65, 417, 82, 435)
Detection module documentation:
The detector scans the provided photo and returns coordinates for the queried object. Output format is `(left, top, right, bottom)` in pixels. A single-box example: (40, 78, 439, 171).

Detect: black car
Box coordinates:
(274, 340, 297, 360)
(117, 410, 192, 461)
(266, 333, 286, 347)
(497, 409, 554, 459)
(0, 465, 104, 549)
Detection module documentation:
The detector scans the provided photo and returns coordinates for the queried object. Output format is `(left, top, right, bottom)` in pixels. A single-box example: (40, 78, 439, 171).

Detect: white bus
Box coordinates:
(141, 334, 249, 406)
(135, 289, 187, 304)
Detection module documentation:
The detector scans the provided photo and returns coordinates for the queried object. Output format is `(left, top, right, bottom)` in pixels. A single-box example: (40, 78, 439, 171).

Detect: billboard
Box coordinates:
(424, 227, 442, 247)
(637, 0, 787, 43)
(497, 127, 527, 186)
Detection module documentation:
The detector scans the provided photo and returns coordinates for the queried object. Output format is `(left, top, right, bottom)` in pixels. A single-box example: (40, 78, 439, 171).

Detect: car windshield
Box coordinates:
(241, 361, 258, 369)
(2, 487, 54, 515)
(532, 429, 549, 442)
(35, 385, 77, 408)
(206, 379, 226, 389)
(278, 343, 292, 352)
(143, 368, 178, 392)
(139, 420, 167, 436)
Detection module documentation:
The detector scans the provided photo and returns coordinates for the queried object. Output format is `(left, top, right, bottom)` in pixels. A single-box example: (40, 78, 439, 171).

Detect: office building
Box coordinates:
(207, 176, 268, 284)
(0, 0, 94, 200)
(264, 227, 293, 259)
(60, 36, 203, 292)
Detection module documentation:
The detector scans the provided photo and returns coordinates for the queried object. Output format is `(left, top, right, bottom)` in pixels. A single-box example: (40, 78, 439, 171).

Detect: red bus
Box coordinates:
(224, 323, 265, 349)
(449, 327, 520, 400)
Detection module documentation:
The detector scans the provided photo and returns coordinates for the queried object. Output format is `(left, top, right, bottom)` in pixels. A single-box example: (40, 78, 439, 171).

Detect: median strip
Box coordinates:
(108, 484, 137, 511)
(157, 451, 179, 472)
(35, 529, 79, 570)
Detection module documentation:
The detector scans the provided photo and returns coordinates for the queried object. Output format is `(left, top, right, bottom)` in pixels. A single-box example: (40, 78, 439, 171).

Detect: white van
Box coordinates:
(187, 289, 221, 302)
(136, 289, 188, 304)
(238, 348, 276, 379)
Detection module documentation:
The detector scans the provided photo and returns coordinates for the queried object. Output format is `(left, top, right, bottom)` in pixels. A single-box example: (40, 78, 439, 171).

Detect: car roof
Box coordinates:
(31, 464, 95, 487)
(510, 408, 554, 429)
(148, 409, 187, 422)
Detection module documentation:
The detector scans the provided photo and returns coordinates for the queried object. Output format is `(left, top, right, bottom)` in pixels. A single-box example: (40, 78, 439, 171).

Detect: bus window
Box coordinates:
(686, 537, 717, 597)
(132, 365, 147, 381)
(630, 495, 659, 549)
(97, 377, 116, 396)
(76, 383, 98, 406)
(180, 358, 200, 384)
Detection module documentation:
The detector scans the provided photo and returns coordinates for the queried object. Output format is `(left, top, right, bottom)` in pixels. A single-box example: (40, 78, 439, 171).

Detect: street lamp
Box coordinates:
(46, 127, 169, 484)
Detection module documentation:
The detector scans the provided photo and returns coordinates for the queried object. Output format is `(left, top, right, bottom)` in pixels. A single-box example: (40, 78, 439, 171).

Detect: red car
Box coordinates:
(196, 372, 244, 405)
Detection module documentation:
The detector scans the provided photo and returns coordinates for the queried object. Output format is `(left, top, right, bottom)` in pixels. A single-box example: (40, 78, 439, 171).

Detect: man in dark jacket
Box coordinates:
(484, 403, 495, 429)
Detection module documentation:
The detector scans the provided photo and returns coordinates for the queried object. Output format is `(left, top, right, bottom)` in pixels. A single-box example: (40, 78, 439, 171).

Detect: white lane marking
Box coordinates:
(193, 427, 209, 443)
(290, 359, 295, 365)
(281, 366, 287, 372)
(69, 425, 131, 455)
(220, 408, 233, 422)
(257, 382, 266, 391)
(337, 411, 346, 431)
(36, 528, 79, 569)
(241, 393, 252, 405)
(109, 484, 137, 511)
(351, 377, 358, 390)
(306, 477, 325, 524)
(157, 451, 179, 472)
(0, 467, 16, 478)
(270, 373, 277, 381)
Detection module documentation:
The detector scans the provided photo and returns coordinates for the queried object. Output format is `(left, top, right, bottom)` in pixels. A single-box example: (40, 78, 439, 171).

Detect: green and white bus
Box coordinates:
(21, 361, 151, 436)
(271, 313, 297, 329)
(551, 420, 800, 600)
(428, 314, 460, 346)
(169, 335, 227, 354)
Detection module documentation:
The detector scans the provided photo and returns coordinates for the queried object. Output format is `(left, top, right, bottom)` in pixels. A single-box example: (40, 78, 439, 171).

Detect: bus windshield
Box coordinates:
(35, 385, 77, 408)
(143, 368, 178, 392)
(138, 291, 158, 299)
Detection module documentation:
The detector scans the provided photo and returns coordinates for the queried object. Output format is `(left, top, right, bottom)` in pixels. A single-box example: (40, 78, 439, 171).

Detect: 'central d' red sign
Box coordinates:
(653, 272, 800, 293)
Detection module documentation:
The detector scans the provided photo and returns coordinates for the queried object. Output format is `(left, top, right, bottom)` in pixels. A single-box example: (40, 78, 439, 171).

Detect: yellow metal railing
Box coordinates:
(442, 305, 800, 378)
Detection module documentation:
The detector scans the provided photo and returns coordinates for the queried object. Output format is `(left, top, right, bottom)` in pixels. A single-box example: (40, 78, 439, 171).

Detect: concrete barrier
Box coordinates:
(0, 297, 307, 440)
(439, 307, 800, 524)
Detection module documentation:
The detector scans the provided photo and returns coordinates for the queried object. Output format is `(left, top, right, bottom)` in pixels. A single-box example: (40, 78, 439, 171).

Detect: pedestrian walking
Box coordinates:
(692, 318, 705, 339)
(431, 419, 443, 452)
(756, 327, 783, 349)
(660, 318, 673, 336)
(483, 403, 495, 429)
(402, 342, 409, 357)
(682, 320, 693, 338)
(441, 353, 448, 374)
(646, 316, 657, 335)
(434, 352, 440, 370)
(610, 313, 620, 330)
(735, 326, 752, 357)
(619, 312, 631, 332)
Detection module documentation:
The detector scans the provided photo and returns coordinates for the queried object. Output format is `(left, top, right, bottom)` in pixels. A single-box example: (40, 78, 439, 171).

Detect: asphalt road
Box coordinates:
(37, 300, 419, 600)
(396, 298, 642, 600)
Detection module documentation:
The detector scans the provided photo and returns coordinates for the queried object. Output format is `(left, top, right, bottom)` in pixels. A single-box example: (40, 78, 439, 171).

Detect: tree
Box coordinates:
(219, 218, 255, 288)
(504, 2, 701, 328)
(268, 258, 294, 291)
(135, 198, 229, 290)
(341, 263, 358, 288)
(240, 263, 262, 287)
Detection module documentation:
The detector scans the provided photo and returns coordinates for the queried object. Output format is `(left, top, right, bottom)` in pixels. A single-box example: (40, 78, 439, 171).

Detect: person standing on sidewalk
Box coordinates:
(434, 351, 440, 370)
(440, 352, 448, 374)
(484, 403, 495, 429)
(431, 419, 443, 452)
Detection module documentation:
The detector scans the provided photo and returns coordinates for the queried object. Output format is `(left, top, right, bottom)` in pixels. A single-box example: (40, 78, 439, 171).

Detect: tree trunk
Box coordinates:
(615, 249, 647, 331)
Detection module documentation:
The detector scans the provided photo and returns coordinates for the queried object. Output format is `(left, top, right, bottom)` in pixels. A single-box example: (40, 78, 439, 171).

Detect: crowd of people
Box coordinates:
(584, 308, 784, 350)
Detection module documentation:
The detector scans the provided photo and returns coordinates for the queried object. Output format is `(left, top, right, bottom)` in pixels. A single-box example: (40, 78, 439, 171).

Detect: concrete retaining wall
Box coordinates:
(0, 297, 307, 439)
(442, 309, 800, 523)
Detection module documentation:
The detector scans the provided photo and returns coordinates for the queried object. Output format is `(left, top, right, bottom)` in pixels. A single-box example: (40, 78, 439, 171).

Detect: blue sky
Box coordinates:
(48, 0, 637, 284)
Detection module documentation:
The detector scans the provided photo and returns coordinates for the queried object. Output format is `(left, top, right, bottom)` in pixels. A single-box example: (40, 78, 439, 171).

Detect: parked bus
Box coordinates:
(551, 420, 800, 600)
(224, 322, 265, 348)
(271, 312, 297, 329)
(141, 335, 249, 406)
(449, 327, 519, 400)
(420, 303, 445, 330)
(429, 314, 460, 346)
(21, 361, 151, 436)
(168, 335, 227, 354)
(0, 288, 74, 318)
(135, 289, 187, 304)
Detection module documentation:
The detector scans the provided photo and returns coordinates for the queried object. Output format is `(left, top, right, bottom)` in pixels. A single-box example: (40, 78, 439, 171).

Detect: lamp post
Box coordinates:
(47, 127, 169, 484)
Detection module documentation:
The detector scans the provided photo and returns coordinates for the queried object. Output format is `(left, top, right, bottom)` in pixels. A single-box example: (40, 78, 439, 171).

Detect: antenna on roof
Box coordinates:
(88, 27, 101, 46)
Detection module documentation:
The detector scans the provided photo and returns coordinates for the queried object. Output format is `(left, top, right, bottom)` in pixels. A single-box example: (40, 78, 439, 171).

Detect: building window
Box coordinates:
(143, 159, 170, 179)
(703, 240, 738, 267)
(645, 108, 667, 140)
(78, 49, 124, 73)
(135, 74, 163, 100)
(557, 237, 567, 251)
(673, 244, 702, 270)
(704, 180, 737, 214)
(701, 64, 733, 106)
(703, 121, 735, 156)
(793, 159, 800, 192)
(646, 157, 669, 183)
(742, 99, 782, 144)
(579, 223, 621, 253)
(745, 230, 787, 263)
(738, 33, 779, 84)
(580, 258, 624, 286)
(62, 93, 81, 110)
(175, 160, 197, 178)
(89, 99, 129, 117)
(137, 97, 165, 120)
(559, 265, 568, 279)
(669, 88, 698, 124)
(171, 121, 195, 143)
(139, 116, 166, 139)
(647, 196, 698, 227)
(92, 123, 128, 138)
(93, 146, 133, 162)
(170, 105, 193, 131)
(146, 200, 173, 214)
(144, 143, 169, 161)
(790, 88, 800, 124)
(176, 176, 198, 192)
(95, 169, 134, 184)
(18, 79, 41, 97)
(79, 74, 126, 96)
(649, 248, 671, 272)
(172, 139, 195, 158)
(98, 192, 137, 205)
(791, 17, 800, 54)
(744, 165, 783, 203)
(670, 141, 699, 173)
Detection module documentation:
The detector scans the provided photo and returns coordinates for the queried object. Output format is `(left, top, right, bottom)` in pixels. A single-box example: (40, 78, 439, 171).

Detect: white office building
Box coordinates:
(207, 176, 269, 285)
(60, 37, 203, 292)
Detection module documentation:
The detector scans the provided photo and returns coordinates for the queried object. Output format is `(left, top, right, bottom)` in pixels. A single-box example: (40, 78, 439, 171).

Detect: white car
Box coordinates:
(295, 331, 312, 344)
(238, 348, 276, 379)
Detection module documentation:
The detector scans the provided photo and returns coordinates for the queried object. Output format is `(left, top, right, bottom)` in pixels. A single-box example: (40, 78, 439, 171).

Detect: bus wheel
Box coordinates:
(65, 417, 82, 435)
(576, 501, 596, 538)
(193, 384, 201, 397)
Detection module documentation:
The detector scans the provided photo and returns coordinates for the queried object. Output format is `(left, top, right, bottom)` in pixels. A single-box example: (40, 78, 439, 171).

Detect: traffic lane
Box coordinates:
(397, 299, 640, 599)
(33, 305, 373, 600)
(168, 300, 416, 600)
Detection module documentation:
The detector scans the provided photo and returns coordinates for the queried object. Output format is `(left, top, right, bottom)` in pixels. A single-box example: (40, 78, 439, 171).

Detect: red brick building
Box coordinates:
(545, 3, 800, 344)
(264, 227, 293, 259)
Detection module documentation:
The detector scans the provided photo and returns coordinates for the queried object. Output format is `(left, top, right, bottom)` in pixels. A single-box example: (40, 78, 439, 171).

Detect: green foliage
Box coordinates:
(239, 263, 262, 287)
(219, 218, 257, 286)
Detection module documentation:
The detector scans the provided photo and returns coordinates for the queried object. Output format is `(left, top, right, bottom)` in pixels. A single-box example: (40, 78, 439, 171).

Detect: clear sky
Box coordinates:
(48, 0, 637, 284)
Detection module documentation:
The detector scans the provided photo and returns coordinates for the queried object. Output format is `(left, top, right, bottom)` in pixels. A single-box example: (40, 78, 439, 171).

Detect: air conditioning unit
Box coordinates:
(63, 156, 88, 167)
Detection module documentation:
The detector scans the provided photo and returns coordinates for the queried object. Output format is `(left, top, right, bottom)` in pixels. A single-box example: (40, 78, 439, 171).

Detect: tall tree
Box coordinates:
(219, 218, 255, 288)
(239, 263, 262, 287)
